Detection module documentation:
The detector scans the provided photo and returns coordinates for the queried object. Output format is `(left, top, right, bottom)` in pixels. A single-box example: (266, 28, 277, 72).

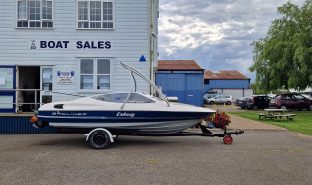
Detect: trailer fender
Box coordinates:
(85, 128, 115, 143)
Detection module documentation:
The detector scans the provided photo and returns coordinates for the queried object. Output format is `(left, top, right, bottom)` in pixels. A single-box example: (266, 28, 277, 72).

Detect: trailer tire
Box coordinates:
(88, 130, 111, 149)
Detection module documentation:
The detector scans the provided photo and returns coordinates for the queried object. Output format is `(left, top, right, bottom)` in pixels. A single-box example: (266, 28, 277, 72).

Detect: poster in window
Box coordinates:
(0, 96, 13, 109)
(57, 71, 74, 85)
(0, 77, 5, 85)
(0, 68, 14, 89)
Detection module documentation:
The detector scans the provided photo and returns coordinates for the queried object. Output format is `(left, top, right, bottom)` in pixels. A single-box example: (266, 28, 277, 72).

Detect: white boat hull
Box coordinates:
(49, 119, 201, 135)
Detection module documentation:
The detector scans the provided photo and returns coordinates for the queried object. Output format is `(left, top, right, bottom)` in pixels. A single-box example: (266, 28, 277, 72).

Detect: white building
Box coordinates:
(0, 0, 159, 113)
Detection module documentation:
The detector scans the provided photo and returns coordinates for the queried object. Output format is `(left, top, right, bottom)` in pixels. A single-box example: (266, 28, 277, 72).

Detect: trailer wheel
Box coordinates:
(223, 135, 233, 144)
(88, 130, 111, 149)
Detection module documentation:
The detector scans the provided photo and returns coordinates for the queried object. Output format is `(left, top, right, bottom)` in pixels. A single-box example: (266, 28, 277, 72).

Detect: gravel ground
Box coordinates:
(0, 131, 311, 185)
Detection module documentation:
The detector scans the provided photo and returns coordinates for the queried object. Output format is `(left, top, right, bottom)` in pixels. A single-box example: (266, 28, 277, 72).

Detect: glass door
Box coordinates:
(40, 67, 53, 105)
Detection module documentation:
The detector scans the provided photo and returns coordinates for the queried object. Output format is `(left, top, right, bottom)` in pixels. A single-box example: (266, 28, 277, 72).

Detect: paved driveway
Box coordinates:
(0, 131, 311, 185)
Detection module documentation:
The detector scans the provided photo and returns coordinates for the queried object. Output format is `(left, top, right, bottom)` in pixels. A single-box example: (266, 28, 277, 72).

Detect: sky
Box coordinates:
(158, 0, 305, 81)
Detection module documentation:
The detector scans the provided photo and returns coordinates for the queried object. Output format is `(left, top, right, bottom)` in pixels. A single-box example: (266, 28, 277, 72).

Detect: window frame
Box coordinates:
(16, 0, 54, 29)
(76, 0, 115, 30)
(79, 58, 112, 92)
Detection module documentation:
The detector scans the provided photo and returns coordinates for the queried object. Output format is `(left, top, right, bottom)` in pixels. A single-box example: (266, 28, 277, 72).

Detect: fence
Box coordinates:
(0, 89, 42, 113)
(0, 89, 51, 134)
(0, 115, 56, 134)
(0, 89, 85, 113)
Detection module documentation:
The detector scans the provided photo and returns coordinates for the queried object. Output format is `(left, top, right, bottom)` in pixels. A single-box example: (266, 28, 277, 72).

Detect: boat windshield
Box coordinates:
(92, 93, 156, 103)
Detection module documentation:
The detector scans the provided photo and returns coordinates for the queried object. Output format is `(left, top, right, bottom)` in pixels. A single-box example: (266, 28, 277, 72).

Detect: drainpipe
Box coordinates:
(149, 0, 158, 95)
(149, 0, 153, 94)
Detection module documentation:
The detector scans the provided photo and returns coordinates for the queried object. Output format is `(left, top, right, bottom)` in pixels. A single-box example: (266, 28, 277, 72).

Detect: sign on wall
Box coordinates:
(57, 71, 74, 85)
(139, 55, 146, 62)
(31, 40, 112, 49)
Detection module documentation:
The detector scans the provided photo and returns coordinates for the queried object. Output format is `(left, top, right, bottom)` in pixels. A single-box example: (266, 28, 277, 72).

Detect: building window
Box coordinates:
(77, 0, 114, 29)
(80, 58, 111, 90)
(204, 79, 210, 84)
(17, 0, 53, 28)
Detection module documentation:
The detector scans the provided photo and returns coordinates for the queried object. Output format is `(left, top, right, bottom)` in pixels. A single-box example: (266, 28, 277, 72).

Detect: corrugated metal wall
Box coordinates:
(156, 71, 204, 106)
(204, 79, 250, 93)
(212, 89, 254, 100)
(0, 116, 56, 134)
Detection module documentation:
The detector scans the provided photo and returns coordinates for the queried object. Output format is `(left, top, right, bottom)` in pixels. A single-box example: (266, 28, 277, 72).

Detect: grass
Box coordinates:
(230, 111, 312, 136)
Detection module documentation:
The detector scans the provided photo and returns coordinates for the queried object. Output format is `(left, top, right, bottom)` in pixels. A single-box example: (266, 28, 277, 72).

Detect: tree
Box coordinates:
(250, 0, 312, 91)
(250, 82, 267, 94)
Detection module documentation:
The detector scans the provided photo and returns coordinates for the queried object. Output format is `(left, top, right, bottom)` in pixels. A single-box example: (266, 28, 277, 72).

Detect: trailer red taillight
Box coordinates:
(30, 116, 38, 123)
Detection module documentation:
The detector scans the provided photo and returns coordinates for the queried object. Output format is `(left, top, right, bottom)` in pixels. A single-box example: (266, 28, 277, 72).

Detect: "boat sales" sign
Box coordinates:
(30, 40, 112, 49)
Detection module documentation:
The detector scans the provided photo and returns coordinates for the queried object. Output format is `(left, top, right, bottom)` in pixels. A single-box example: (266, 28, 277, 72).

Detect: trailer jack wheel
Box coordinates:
(223, 135, 233, 144)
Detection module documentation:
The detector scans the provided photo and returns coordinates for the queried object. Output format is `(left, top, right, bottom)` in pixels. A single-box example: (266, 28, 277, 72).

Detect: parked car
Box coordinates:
(269, 93, 312, 111)
(244, 95, 271, 110)
(302, 94, 312, 100)
(203, 93, 218, 103)
(235, 96, 249, 109)
(207, 95, 233, 105)
(301, 92, 312, 99)
(267, 94, 277, 99)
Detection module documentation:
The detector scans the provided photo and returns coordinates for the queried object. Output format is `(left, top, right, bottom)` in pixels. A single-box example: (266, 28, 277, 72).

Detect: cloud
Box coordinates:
(158, 0, 305, 80)
(159, 16, 228, 54)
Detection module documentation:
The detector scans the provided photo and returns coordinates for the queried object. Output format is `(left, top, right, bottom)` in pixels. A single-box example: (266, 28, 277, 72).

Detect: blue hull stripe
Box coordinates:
(38, 110, 211, 123)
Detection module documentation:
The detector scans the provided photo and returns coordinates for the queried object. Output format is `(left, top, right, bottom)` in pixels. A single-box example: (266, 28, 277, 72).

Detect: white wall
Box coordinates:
(0, 0, 158, 102)
(213, 89, 253, 100)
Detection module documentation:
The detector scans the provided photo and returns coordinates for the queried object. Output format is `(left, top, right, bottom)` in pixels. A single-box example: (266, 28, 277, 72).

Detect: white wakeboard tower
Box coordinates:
(120, 62, 170, 109)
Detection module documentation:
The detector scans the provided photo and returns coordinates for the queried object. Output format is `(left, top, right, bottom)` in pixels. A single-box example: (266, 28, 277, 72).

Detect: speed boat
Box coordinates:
(31, 63, 215, 135)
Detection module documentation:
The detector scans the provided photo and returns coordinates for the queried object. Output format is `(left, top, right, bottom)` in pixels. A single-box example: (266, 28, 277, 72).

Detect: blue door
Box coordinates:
(0, 66, 16, 113)
(156, 72, 204, 106)
(185, 74, 203, 106)
(156, 73, 185, 103)
(168, 74, 185, 103)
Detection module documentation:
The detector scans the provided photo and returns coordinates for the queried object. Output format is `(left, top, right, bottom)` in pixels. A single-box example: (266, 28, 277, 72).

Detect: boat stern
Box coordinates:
(30, 114, 49, 129)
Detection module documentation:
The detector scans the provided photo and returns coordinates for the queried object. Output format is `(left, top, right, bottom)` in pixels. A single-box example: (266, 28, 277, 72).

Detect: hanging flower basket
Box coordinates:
(208, 111, 231, 129)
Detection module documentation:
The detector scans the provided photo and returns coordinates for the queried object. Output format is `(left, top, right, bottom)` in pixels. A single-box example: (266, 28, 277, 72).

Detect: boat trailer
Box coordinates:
(178, 124, 244, 145)
(85, 124, 244, 149)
